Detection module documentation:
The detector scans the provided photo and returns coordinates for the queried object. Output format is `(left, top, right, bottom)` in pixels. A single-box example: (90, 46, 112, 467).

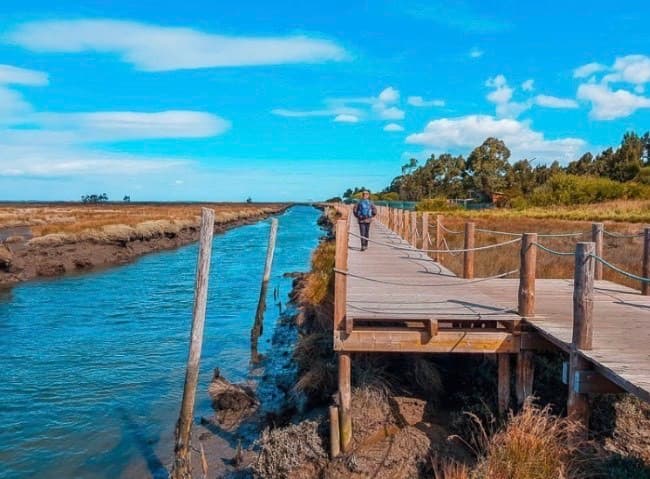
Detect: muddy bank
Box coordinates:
(0, 205, 289, 288)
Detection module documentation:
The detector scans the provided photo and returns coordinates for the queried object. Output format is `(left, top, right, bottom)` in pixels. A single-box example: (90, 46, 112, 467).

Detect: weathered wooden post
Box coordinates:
(516, 351, 534, 407)
(592, 223, 604, 280)
(402, 209, 409, 240)
(171, 208, 215, 479)
(410, 211, 417, 247)
(338, 352, 352, 452)
(329, 405, 341, 458)
(498, 354, 511, 415)
(518, 233, 537, 317)
(567, 242, 595, 432)
(250, 218, 279, 363)
(421, 213, 429, 250)
(463, 222, 475, 279)
(435, 215, 443, 263)
(641, 227, 650, 296)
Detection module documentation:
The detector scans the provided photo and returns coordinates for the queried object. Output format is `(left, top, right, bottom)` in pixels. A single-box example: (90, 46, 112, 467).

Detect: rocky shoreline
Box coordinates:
(0, 205, 289, 289)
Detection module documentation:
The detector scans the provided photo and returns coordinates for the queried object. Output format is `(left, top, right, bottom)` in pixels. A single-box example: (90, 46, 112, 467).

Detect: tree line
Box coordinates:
(344, 132, 650, 207)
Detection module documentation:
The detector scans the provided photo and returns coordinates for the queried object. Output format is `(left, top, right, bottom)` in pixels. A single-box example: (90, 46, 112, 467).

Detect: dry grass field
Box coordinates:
(429, 212, 647, 291)
(0, 203, 286, 245)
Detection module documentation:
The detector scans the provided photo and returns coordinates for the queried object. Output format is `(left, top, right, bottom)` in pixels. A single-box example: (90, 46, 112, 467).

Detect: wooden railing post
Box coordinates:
(518, 233, 537, 317)
(421, 213, 429, 250)
(592, 223, 604, 280)
(463, 222, 475, 279)
(402, 209, 409, 240)
(410, 211, 417, 247)
(641, 227, 650, 296)
(334, 220, 348, 332)
(435, 215, 443, 263)
(567, 242, 595, 430)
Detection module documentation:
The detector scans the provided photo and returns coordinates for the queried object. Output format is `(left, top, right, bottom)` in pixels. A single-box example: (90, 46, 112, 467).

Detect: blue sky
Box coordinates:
(1, 1, 650, 201)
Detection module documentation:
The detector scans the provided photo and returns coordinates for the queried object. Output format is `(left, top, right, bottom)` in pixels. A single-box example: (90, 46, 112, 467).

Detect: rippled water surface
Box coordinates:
(0, 205, 321, 479)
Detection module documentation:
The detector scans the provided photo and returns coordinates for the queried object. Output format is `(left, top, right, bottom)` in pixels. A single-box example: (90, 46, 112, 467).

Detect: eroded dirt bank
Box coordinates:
(0, 204, 289, 288)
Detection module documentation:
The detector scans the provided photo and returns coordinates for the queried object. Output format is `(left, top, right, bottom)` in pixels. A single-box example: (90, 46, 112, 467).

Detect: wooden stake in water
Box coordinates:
(251, 218, 279, 364)
(171, 208, 215, 479)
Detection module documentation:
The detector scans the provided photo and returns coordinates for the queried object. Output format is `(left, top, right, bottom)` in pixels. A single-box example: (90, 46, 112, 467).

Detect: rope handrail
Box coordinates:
(334, 267, 519, 287)
(603, 229, 644, 239)
(476, 227, 587, 238)
(590, 255, 650, 283)
(532, 242, 576, 257)
(442, 235, 463, 257)
(434, 223, 463, 235)
(349, 231, 521, 254)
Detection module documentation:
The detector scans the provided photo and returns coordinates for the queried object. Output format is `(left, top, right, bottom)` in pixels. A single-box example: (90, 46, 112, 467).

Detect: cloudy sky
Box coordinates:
(1, 1, 650, 201)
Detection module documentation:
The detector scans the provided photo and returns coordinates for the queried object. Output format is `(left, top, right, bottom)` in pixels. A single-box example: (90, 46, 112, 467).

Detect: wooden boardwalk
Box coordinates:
(331, 205, 650, 453)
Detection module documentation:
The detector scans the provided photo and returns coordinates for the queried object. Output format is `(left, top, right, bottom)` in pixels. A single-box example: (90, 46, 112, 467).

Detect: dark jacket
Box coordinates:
(353, 199, 377, 223)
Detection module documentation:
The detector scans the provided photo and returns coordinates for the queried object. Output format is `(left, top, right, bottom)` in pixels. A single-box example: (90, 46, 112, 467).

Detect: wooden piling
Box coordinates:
(171, 208, 215, 479)
(498, 354, 511, 415)
(334, 220, 348, 332)
(250, 218, 279, 364)
(567, 242, 595, 430)
(338, 352, 352, 452)
(518, 233, 537, 317)
(435, 215, 443, 263)
(421, 213, 429, 250)
(402, 210, 409, 241)
(329, 406, 341, 458)
(592, 223, 604, 280)
(463, 222, 475, 279)
(516, 351, 535, 406)
(641, 227, 650, 296)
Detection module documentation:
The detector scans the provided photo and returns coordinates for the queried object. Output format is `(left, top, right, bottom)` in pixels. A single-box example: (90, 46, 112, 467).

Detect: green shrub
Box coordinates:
(416, 197, 461, 212)
(528, 174, 650, 206)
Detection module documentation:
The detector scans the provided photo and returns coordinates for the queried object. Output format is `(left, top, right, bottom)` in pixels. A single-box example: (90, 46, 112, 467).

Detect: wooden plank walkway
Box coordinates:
(476, 278, 650, 402)
(336, 221, 521, 354)
(341, 217, 650, 402)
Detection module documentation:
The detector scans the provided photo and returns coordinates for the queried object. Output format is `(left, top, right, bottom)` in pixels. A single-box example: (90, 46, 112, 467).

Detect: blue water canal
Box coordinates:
(0, 205, 322, 479)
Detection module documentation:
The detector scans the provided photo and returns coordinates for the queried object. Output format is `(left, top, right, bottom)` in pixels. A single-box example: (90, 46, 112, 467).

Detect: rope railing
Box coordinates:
(603, 229, 644, 239)
(590, 255, 650, 283)
(531, 242, 576, 257)
(437, 223, 463, 235)
(349, 231, 521, 254)
(334, 267, 519, 287)
(476, 227, 586, 238)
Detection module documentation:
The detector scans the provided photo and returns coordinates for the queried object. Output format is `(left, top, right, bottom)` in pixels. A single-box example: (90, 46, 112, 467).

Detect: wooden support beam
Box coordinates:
(498, 354, 511, 415)
(338, 353, 352, 452)
(426, 318, 439, 339)
(516, 350, 534, 406)
(567, 242, 595, 432)
(641, 228, 650, 296)
(573, 370, 624, 394)
(334, 329, 518, 353)
(421, 213, 429, 250)
(518, 233, 537, 317)
(463, 222, 475, 279)
(334, 220, 348, 332)
(592, 223, 604, 281)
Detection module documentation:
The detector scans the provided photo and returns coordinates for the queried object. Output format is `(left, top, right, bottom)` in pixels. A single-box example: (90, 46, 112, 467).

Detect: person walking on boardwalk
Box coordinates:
(353, 190, 377, 251)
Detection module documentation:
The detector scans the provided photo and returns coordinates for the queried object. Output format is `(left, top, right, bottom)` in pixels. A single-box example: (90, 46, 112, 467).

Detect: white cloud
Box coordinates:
(469, 48, 484, 58)
(333, 114, 359, 123)
(35, 110, 230, 141)
(577, 83, 650, 120)
(0, 64, 48, 85)
(383, 123, 404, 132)
(407, 96, 445, 107)
(573, 62, 607, 79)
(0, 86, 34, 123)
(604, 55, 650, 85)
(378, 87, 400, 104)
(405, 114, 585, 163)
(376, 105, 405, 120)
(521, 79, 534, 92)
(486, 74, 514, 105)
(7, 19, 348, 71)
(534, 94, 578, 109)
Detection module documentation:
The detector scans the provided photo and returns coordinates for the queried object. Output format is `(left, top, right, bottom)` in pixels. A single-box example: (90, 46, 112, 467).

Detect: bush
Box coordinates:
(416, 197, 462, 212)
(528, 174, 650, 206)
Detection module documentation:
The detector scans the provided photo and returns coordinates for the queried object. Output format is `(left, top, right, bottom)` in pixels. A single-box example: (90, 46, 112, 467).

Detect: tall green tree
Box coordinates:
(465, 137, 511, 199)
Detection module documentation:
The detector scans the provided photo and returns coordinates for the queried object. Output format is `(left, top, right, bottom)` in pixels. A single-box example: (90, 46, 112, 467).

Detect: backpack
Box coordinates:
(357, 199, 372, 219)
